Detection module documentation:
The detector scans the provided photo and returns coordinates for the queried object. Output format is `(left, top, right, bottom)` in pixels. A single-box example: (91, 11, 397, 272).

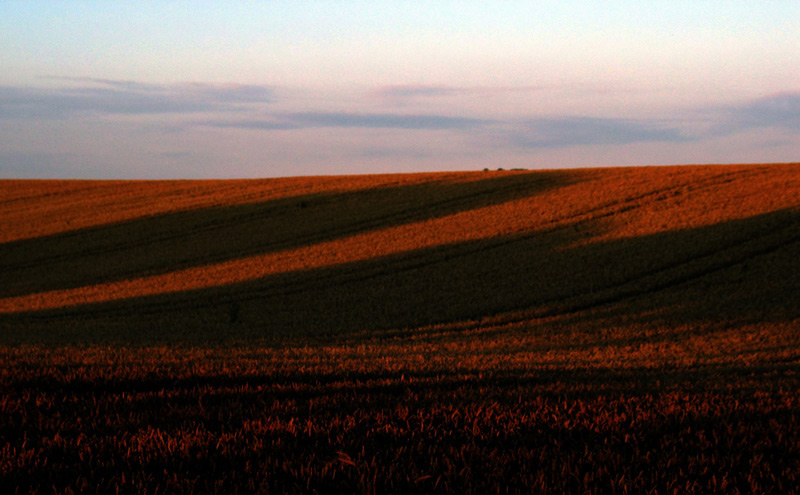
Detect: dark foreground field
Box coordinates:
(2, 164, 799, 494)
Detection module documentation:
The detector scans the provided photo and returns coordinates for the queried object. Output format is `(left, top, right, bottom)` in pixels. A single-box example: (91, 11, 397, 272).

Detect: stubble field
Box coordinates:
(1, 163, 799, 493)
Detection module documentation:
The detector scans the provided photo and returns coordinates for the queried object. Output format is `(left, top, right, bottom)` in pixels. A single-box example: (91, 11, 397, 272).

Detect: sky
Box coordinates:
(1, 1, 798, 179)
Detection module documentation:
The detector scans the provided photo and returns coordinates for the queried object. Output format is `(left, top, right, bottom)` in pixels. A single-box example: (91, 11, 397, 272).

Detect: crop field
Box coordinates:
(1, 163, 800, 493)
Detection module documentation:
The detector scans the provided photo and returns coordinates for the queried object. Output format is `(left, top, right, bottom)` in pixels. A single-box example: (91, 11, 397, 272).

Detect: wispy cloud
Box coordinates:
(203, 119, 299, 130)
(0, 78, 274, 119)
(724, 92, 800, 131)
(503, 117, 689, 149)
(202, 112, 694, 153)
(204, 112, 494, 131)
(41, 76, 165, 91)
(285, 112, 492, 130)
(373, 85, 462, 99)
(373, 84, 545, 101)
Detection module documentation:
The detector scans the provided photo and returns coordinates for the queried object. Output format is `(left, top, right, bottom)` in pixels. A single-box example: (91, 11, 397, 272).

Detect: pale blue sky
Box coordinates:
(1, 1, 798, 178)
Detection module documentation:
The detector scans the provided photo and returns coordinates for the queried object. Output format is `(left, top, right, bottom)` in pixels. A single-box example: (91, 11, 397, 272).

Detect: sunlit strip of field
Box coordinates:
(0, 172, 479, 243)
(1, 164, 798, 314)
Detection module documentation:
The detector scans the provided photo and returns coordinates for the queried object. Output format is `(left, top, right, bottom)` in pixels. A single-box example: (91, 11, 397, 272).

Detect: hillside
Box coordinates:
(1, 163, 799, 344)
(2, 163, 800, 494)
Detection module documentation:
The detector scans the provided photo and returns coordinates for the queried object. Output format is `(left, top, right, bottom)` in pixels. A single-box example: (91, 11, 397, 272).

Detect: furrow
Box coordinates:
(504, 213, 800, 323)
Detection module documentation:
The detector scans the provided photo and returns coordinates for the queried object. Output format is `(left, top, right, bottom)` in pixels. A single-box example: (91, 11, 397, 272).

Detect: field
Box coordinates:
(2, 163, 799, 493)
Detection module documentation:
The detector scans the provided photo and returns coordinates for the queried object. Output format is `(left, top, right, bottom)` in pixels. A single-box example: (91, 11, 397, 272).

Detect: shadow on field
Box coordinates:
(0, 172, 572, 298)
(2, 202, 799, 345)
(6, 362, 799, 438)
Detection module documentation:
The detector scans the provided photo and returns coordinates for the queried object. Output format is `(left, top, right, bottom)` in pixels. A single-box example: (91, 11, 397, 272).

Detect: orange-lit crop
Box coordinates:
(1, 163, 799, 493)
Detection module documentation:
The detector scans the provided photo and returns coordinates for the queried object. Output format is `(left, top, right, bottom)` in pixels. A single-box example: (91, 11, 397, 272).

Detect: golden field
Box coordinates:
(1, 163, 799, 494)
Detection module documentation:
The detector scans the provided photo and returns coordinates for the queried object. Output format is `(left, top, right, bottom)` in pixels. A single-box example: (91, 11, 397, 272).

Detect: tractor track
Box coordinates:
(1, 166, 748, 287)
(1, 167, 777, 325)
(0, 175, 550, 295)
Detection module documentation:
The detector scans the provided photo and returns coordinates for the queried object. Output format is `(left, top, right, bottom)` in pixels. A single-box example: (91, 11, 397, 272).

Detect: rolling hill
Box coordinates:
(2, 163, 800, 494)
(1, 163, 799, 344)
